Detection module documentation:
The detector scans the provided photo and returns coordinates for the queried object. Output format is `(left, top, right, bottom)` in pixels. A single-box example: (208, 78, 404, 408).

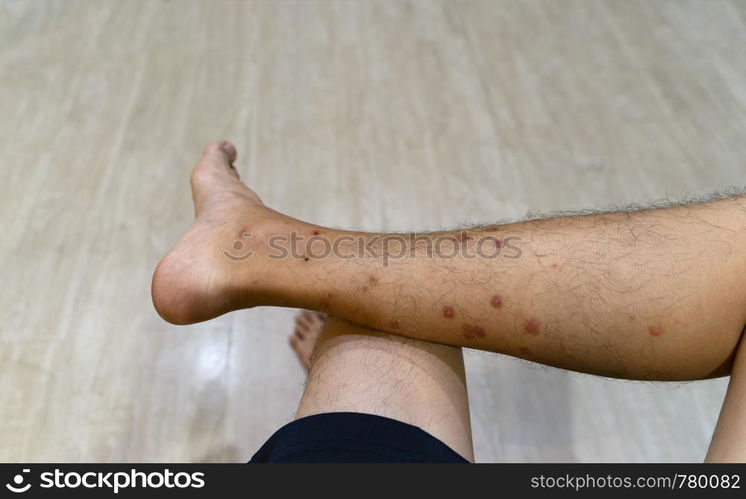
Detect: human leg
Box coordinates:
(153, 141, 746, 380)
(706, 332, 746, 462)
(260, 311, 474, 461)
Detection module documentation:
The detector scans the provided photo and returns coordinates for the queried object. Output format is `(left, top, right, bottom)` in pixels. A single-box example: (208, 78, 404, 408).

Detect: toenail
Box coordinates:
(221, 142, 237, 158)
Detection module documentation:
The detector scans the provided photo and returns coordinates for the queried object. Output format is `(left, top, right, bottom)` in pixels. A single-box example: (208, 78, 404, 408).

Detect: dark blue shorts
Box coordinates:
(250, 412, 468, 463)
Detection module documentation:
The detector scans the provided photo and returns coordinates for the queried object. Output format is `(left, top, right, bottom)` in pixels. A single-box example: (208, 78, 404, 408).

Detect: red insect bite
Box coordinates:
(490, 295, 503, 308)
(523, 318, 541, 335)
(462, 324, 486, 339)
(648, 324, 664, 337)
(442, 305, 455, 318)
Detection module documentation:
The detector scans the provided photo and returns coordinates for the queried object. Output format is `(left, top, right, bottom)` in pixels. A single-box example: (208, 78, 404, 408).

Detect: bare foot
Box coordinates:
(289, 310, 328, 371)
(151, 141, 299, 325)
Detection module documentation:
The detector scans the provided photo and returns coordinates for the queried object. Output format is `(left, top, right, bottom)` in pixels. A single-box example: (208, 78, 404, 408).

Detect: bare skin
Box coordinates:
(290, 311, 474, 461)
(706, 332, 746, 462)
(152, 141, 746, 381)
(289, 306, 746, 462)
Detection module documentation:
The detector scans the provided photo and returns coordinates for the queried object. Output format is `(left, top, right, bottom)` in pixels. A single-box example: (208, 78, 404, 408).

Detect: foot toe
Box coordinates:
(203, 140, 237, 164)
(194, 140, 239, 181)
(219, 140, 237, 163)
(302, 310, 319, 324)
(296, 313, 312, 328)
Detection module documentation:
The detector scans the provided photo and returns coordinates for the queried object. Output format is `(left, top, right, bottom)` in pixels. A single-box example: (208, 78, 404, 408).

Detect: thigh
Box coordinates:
(295, 316, 474, 461)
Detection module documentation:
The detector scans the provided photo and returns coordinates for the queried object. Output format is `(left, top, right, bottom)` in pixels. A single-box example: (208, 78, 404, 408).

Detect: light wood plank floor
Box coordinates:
(2, 0, 745, 462)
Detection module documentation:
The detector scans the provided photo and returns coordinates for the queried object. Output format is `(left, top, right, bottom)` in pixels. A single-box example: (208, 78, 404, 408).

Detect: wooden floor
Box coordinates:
(2, 0, 745, 462)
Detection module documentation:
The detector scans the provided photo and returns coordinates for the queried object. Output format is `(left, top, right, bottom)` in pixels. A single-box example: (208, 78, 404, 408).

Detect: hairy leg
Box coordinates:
(293, 314, 474, 461)
(153, 142, 746, 380)
(706, 332, 746, 462)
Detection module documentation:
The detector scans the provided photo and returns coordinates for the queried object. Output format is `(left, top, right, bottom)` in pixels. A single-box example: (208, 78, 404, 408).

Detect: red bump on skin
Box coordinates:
(490, 295, 503, 308)
(648, 324, 664, 337)
(312, 231, 320, 236)
(442, 305, 455, 318)
(390, 320, 400, 329)
(494, 238, 503, 248)
(549, 263, 559, 270)
(628, 314, 636, 321)
(303, 256, 309, 261)
(462, 324, 486, 339)
(518, 346, 532, 356)
(368, 275, 378, 284)
(523, 318, 541, 335)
